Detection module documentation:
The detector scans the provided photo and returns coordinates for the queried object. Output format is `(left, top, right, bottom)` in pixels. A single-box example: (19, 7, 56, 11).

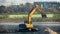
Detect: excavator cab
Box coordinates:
(19, 22, 39, 32)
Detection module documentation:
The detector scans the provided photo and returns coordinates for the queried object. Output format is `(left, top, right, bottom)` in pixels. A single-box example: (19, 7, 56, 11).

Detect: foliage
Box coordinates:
(0, 15, 8, 19)
(53, 14, 60, 18)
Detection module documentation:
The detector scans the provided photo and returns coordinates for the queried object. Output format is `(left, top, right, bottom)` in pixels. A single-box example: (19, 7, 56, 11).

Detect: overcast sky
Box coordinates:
(0, 0, 60, 6)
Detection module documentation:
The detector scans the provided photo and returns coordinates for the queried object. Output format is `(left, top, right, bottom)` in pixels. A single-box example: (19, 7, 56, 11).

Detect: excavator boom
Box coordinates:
(28, 4, 42, 24)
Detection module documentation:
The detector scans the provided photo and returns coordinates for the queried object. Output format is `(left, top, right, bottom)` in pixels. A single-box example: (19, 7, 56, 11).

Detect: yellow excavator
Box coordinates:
(19, 4, 47, 32)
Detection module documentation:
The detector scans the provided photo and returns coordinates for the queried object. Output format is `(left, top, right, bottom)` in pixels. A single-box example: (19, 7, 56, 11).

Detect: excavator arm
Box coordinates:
(28, 7, 37, 24)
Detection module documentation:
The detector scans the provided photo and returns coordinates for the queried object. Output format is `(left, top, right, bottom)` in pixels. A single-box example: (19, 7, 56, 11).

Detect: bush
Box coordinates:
(0, 15, 8, 19)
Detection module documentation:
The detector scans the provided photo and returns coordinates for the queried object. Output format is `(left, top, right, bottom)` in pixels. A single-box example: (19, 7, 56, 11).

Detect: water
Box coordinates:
(0, 26, 60, 34)
(0, 32, 39, 34)
(0, 22, 60, 34)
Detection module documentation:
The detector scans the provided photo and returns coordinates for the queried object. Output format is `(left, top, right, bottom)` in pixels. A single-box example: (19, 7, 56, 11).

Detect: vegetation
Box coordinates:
(0, 2, 60, 14)
(0, 14, 54, 19)
(0, 2, 60, 22)
(0, 14, 60, 22)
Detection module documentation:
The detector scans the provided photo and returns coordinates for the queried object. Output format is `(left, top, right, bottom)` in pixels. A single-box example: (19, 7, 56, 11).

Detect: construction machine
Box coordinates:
(18, 4, 47, 32)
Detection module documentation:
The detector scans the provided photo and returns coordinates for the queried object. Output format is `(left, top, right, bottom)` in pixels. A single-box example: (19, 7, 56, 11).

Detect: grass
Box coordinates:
(0, 14, 60, 19)
(8, 14, 54, 18)
(0, 14, 60, 22)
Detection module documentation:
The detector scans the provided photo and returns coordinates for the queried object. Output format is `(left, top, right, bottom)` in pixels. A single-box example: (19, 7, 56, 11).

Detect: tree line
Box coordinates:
(0, 3, 60, 14)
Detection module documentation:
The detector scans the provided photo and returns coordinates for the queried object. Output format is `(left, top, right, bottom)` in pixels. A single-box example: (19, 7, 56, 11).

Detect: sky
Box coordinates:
(0, 0, 60, 6)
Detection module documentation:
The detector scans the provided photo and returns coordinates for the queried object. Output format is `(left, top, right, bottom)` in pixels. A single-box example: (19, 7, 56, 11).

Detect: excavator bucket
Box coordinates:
(42, 14, 47, 18)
